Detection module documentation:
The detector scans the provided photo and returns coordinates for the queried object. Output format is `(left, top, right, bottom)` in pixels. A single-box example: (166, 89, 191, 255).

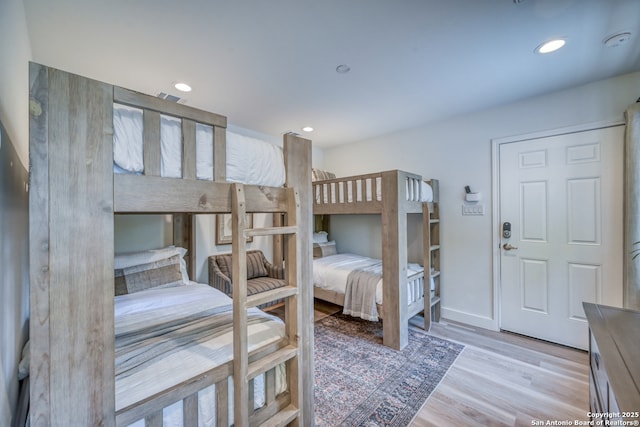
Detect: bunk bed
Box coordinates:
(28, 63, 314, 427)
(312, 170, 439, 350)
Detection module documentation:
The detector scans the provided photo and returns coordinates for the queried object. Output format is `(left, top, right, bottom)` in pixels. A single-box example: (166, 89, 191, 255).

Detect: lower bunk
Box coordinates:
(114, 247, 292, 427)
(312, 251, 432, 324)
(115, 283, 289, 427)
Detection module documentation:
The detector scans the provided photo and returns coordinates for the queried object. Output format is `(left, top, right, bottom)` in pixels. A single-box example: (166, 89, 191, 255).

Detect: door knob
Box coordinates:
(503, 243, 518, 251)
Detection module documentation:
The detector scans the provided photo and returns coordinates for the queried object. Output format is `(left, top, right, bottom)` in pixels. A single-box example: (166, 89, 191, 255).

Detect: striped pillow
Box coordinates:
(246, 251, 269, 279)
(115, 254, 184, 296)
(312, 168, 336, 182)
(216, 252, 269, 280)
(313, 241, 337, 258)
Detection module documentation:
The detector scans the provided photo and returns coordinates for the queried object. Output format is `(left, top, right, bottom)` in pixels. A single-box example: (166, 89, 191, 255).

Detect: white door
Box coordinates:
(499, 126, 624, 349)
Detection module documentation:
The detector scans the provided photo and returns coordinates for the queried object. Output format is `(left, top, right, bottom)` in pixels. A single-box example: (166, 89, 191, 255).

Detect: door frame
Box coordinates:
(490, 119, 624, 331)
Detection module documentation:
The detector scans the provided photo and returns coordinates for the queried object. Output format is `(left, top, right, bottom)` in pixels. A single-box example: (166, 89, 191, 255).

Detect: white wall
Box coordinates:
(0, 0, 31, 424)
(322, 71, 640, 330)
(0, 0, 31, 169)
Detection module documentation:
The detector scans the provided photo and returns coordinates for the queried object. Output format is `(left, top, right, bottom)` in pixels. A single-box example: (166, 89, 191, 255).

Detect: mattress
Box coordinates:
(116, 283, 286, 427)
(313, 253, 428, 305)
(112, 103, 286, 187)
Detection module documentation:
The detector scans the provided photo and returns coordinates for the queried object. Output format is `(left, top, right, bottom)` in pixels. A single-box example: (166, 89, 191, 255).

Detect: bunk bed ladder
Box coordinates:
(423, 201, 441, 331)
(231, 183, 301, 427)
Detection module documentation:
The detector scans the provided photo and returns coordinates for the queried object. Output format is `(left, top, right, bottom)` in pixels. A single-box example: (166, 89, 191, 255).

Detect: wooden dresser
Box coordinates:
(583, 303, 640, 422)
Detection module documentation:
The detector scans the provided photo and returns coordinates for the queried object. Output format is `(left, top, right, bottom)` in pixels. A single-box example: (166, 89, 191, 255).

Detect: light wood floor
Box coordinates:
(409, 317, 590, 427)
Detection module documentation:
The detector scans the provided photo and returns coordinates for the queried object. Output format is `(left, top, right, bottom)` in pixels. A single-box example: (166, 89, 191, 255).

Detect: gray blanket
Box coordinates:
(343, 262, 382, 321)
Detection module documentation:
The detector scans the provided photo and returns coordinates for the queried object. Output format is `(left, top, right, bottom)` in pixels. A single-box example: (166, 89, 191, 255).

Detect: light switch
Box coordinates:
(462, 204, 484, 216)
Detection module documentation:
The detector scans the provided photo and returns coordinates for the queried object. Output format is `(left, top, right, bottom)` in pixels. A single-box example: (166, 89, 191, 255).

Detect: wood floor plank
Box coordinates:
(409, 318, 589, 426)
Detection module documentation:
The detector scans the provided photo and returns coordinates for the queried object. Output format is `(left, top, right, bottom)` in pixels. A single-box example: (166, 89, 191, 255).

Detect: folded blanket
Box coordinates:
(343, 262, 383, 321)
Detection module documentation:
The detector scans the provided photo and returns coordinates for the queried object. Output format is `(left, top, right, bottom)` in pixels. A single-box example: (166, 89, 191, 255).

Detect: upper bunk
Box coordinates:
(312, 169, 437, 215)
(111, 86, 293, 216)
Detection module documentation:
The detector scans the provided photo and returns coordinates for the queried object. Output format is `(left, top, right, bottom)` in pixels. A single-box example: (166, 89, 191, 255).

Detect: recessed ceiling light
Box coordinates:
(336, 64, 351, 74)
(535, 38, 566, 54)
(302, 126, 314, 132)
(174, 82, 192, 92)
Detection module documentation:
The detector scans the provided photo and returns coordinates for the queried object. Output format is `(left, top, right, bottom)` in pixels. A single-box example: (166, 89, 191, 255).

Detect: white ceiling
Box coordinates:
(23, 0, 640, 148)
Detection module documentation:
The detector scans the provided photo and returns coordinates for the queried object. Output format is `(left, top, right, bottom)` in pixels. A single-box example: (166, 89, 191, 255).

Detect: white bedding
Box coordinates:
(116, 283, 286, 427)
(225, 132, 286, 187)
(313, 253, 426, 305)
(112, 104, 286, 186)
(315, 178, 433, 204)
(113, 104, 144, 174)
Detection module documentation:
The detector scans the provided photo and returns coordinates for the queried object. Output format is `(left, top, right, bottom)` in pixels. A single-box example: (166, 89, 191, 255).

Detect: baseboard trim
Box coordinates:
(441, 307, 498, 331)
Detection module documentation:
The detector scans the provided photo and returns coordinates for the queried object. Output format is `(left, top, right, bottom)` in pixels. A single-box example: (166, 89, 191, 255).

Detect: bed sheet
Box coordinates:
(313, 253, 426, 305)
(116, 283, 286, 427)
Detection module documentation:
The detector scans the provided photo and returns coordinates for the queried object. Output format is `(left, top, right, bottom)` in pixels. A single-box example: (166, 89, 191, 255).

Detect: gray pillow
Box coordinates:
(313, 241, 337, 258)
(115, 254, 184, 296)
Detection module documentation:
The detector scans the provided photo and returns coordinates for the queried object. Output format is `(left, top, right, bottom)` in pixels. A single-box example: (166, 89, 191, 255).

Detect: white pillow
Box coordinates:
(313, 231, 329, 243)
(115, 245, 189, 284)
(421, 181, 434, 202)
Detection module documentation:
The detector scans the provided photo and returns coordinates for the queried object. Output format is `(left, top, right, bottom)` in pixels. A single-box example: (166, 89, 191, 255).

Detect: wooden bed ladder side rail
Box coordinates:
(231, 183, 301, 427)
(422, 201, 441, 331)
(422, 202, 433, 331)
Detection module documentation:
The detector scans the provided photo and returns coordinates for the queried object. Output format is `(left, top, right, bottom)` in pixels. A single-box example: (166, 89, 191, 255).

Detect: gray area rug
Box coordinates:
(314, 314, 463, 426)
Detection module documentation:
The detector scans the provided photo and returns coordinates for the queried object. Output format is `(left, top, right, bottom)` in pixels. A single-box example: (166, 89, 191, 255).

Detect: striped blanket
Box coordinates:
(113, 284, 285, 411)
(116, 304, 272, 380)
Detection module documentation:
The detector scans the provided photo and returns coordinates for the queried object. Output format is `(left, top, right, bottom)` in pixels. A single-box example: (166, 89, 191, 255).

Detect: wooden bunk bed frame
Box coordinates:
(312, 170, 438, 350)
(28, 63, 314, 426)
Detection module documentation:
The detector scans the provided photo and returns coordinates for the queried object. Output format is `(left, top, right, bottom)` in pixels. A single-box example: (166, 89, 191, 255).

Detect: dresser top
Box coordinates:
(584, 303, 640, 412)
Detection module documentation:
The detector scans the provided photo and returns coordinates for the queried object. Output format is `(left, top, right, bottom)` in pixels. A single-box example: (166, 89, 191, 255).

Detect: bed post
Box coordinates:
(272, 213, 285, 266)
(381, 171, 409, 350)
(283, 133, 314, 426)
(173, 214, 195, 279)
(29, 63, 116, 426)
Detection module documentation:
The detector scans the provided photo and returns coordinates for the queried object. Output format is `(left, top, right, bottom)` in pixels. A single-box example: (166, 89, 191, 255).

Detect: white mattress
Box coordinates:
(315, 178, 433, 204)
(313, 253, 427, 305)
(112, 104, 286, 187)
(225, 131, 286, 187)
(116, 283, 286, 427)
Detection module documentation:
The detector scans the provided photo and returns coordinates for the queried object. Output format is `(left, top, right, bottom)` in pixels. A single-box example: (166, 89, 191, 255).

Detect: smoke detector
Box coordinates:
(604, 32, 632, 48)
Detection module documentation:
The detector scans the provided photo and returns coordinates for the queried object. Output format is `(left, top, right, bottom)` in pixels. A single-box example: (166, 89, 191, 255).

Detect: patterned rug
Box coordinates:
(314, 314, 464, 426)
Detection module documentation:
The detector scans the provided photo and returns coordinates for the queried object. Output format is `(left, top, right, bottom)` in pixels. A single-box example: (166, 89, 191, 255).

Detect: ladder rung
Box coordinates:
(259, 404, 299, 427)
(244, 226, 297, 238)
(247, 345, 298, 381)
(247, 286, 298, 308)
